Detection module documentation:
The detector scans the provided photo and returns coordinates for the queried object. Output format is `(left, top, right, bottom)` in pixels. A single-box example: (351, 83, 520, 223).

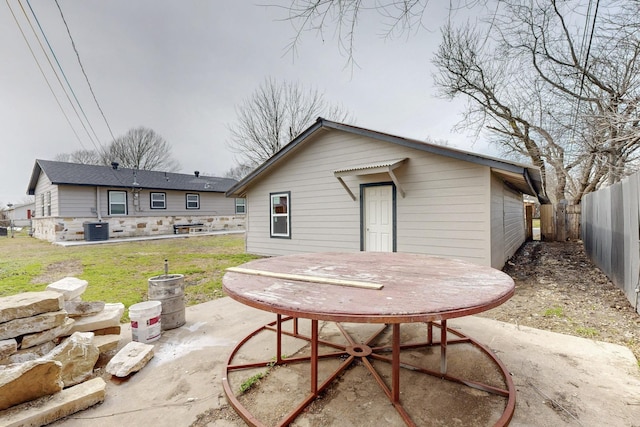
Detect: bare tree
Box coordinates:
(106, 127, 180, 171)
(55, 149, 103, 165)
(227, 77, 351, 167)
(57, 127, 180, 171)
(433, 1, 640, 204)
(283, 0, 441, 63)
(224, 163, 254, 181)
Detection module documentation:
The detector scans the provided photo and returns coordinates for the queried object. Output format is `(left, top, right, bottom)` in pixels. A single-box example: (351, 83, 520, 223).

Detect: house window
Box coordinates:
(109, 191, 127, 215)
(40, 194, 45, 216)
(235, 198, 246, 214)
(186, 193, 199, 209)
(270, 192, 290, 238)
(150, 192, 166, 209)
(46, 192, 51, 216)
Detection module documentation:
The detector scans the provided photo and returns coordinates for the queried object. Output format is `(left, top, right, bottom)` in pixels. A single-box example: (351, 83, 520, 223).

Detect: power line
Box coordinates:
(16, 0, 102, 152)
(55, 0, 118, 144)
(25, 0, 104, 149)
(5, 0, 86, 148)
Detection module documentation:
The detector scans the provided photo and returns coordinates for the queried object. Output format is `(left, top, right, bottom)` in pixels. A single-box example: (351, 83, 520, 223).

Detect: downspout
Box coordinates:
(96, 187, 102, 221)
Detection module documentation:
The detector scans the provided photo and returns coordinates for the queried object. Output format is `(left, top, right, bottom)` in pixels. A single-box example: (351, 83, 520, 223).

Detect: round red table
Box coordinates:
(222, 252, 516, 426)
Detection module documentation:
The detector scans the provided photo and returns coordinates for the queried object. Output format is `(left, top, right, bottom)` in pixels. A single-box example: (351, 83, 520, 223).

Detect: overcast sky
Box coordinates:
(0, 1, 491, 205)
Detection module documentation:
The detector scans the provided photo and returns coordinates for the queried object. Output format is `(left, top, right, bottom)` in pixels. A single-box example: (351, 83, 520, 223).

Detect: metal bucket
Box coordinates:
(148, 274, 185, 330)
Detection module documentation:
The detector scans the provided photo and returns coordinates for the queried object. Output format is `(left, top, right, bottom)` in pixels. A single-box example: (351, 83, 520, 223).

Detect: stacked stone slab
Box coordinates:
(0, 278, 126, 424)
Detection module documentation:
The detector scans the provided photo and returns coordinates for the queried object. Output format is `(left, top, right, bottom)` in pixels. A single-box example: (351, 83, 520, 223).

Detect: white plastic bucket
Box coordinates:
(129, 300, 162, 343)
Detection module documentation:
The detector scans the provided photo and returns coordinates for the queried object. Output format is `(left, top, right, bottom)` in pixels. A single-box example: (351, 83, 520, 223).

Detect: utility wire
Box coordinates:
(5, 0, 86, 148)
(25, 0, 103, 149)
(568, 0, 600, 150)
(16, 0, 102, 152)
(55, 0, 118, 144)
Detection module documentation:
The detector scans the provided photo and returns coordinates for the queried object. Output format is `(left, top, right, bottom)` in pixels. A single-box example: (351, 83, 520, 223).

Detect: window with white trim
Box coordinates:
(46, 191, 51, 216)
(270, 192, 290, 238)
(108, 191, 127, 215)
(150, 192, 166, 209)
(186, 193, 199, 209)
(40, 193, 45, 216)
(235, 198, 246, 214)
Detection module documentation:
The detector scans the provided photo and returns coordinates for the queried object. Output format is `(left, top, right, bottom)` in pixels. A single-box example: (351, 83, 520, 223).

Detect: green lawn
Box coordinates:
(0, 231, 257, 318)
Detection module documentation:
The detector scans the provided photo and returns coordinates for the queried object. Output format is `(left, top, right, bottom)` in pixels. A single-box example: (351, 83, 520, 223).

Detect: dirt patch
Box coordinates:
(187, 240, 640, 426)
(479, 240, 640, 361)
(30, 259, 84, 285)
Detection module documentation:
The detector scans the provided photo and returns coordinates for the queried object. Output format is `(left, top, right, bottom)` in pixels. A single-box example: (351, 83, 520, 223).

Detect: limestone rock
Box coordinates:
(0, 377, 106, 427)
(67, 303, 124, 335)
(20, 317, 75, 349)
(42, 332, 99, 387)
(0, 359, 63, 410)
(2, 341, 56, 365)
(45, 277, 88, 301)
(93, 325, 121, 336)
(92, 334, 121, 354)
(0, 339, 17, 361)
(0, 291, 64, 324)
(64, 300, 105, 317)
(0, 310, 68, 341)
(105, 341, 154, 377)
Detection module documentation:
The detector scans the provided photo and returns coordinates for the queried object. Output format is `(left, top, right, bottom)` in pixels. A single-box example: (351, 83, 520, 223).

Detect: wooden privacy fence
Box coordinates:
(539, 203, 581, 242)
(582, 172, 640, 315)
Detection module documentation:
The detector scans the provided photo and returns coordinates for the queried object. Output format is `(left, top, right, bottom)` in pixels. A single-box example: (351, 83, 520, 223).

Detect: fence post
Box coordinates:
(540, 204, 555, 241)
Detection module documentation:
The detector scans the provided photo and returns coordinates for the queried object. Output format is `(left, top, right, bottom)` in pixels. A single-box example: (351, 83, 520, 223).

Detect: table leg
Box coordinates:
(276, 314, 283, 364)
(392, 323, 400, 403)
(440, 319, 448, 374)
(311, 319, 318, 394)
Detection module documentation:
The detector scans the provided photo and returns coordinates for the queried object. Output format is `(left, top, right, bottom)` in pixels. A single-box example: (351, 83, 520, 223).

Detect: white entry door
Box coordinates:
(364, 185, 394, 252)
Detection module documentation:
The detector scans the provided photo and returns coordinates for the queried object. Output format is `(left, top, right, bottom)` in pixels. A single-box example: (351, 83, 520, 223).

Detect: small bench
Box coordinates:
(173, 223, 204, 234)
(188, 226, 209, 234)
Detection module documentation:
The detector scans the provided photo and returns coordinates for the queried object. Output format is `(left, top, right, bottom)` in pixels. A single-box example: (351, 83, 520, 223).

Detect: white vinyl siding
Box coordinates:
(490, 174, 526, 268)
(34, 173, 58, 217)
(503, 185, 526, 258)
(244, 131, 494, 265)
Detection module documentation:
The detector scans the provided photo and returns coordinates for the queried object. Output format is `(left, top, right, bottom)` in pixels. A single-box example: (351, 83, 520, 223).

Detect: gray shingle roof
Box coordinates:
(27, 160, 237, 195)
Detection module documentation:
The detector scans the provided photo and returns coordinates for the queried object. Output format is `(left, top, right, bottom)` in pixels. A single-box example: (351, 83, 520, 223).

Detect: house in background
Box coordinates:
(3, 201, 35, 227)
(227, 118, 546, 269)
(27, 160, 245, 242)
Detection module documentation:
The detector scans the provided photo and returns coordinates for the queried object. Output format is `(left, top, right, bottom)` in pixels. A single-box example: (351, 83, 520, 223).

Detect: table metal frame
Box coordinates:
(223, 315, 515, 426)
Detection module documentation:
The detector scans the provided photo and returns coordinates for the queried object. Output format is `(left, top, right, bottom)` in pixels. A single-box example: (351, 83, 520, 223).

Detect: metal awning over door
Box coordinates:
(333, 158, 407, 200)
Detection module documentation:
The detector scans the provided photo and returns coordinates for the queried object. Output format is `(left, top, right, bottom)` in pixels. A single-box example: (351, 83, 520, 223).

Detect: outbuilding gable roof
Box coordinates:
(226, 117, 547, 202)
(27, 160, 236, 195)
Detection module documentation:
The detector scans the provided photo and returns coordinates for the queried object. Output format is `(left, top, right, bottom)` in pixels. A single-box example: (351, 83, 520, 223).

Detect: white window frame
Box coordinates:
(150, 192, 166, 209)
(108, 191, 128, 215)
(186, 193, 200, 209)
(46, 191, 51, 216)
(235, 198, 246, 214)
(270, 192, 290, 238)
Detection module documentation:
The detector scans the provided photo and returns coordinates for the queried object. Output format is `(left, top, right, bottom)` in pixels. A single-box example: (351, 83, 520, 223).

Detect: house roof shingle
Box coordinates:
(27, 160, 237, 195)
